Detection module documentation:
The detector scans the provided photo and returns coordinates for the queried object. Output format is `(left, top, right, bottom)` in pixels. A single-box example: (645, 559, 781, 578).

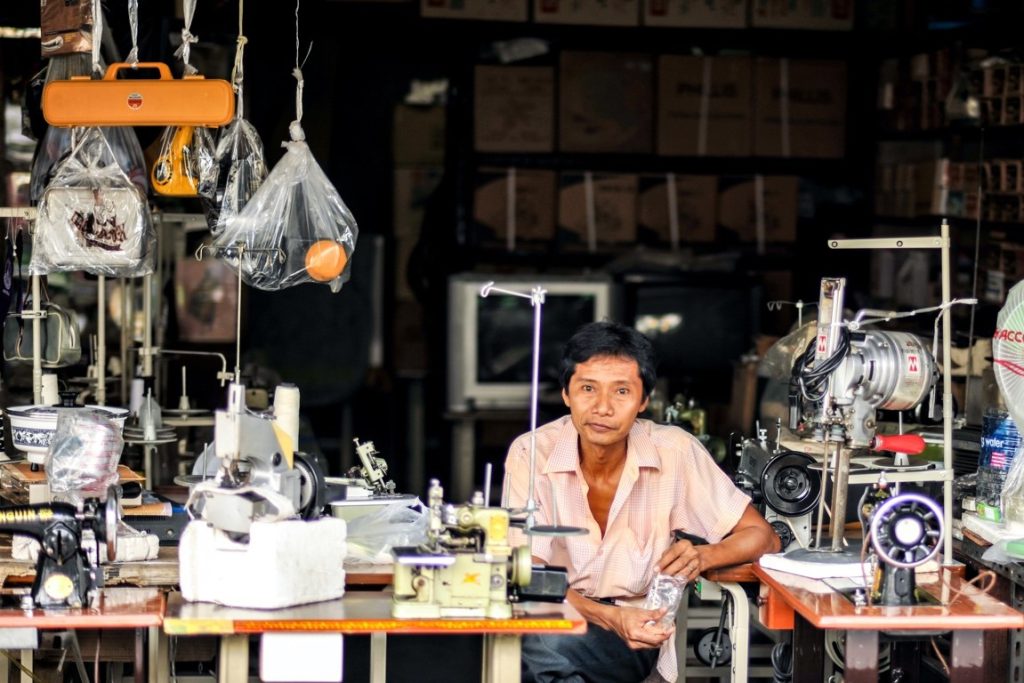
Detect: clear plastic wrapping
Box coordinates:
(30, 125, 148, 202)
(212, 139, 358, 292)
(200, 117, 267, 234)
(642, 573, 687, 630)
(344, 501, 427, 564)
(45, 409, 124, 503)
(32, 128, 154, 277)
(151, 125, 216, 197)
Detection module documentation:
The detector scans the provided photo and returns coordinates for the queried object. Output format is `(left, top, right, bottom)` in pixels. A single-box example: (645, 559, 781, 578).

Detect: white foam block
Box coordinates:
(179, 517, 347, 609)
(260, 633, 343, 682)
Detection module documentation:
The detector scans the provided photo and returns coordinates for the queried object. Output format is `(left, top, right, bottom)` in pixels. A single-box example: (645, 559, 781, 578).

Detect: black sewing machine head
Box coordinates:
(0, 488, 119, 609)
(867, 492, 943, 606)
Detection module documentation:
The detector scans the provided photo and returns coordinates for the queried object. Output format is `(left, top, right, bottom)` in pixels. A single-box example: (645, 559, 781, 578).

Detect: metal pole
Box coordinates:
(142, 273, 153, 378)
(31, 275, 41, 405)
(97, 276, 106, 405)
(941, 220, 954, 564)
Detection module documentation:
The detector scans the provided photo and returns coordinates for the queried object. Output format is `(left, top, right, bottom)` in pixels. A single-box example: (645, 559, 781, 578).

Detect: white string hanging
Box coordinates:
(230, 0, 248, 117)
(174, 0, 199, 75)
(289, 0, 313, 143)
(126, 0, 140, 66)
(91, 0, 103, 75)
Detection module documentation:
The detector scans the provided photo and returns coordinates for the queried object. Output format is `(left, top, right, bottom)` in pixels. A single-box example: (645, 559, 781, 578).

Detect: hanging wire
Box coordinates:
(964, 127, 985, 417)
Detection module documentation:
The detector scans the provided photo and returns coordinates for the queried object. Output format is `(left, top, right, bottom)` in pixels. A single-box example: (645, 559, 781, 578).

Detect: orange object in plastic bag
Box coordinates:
(151, 126, 215, 197)
(42, 62, 234, 127)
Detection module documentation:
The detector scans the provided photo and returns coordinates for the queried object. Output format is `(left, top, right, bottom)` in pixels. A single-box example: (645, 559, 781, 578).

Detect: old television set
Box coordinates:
(623, 273, 761, 402)
(447, 274, 617, 412)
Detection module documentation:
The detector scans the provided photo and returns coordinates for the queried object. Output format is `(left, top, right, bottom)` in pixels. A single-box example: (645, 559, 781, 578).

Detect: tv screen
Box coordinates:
(624, 277, 760, 398)
(448, 275, 616, 411)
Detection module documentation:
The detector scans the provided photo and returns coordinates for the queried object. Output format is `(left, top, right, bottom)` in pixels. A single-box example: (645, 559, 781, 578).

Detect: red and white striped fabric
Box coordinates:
(503, 415, 750, 683)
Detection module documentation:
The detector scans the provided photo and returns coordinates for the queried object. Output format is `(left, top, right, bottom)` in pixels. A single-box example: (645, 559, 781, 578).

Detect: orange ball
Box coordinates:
(304, 240, 348, 282)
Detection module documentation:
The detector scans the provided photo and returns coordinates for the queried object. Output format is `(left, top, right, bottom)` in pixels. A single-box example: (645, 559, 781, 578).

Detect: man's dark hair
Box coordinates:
(559, 321, 657, 399)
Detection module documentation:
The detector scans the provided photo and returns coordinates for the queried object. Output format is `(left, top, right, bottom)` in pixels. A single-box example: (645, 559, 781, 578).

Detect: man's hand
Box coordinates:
(657, 539, 707, 582)
(607, 606, 674, 650)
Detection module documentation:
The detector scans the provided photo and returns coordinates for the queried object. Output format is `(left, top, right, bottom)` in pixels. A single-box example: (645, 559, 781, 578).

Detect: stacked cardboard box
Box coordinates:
(979, 64, 1024, 127)
(717, 176, 799, 243)
(421, 0, 527, 21)
(754, 59, 847, 158)
(535, 0, 639, 25)
(750, 0, 853, 30)
(642, 0, 746, 27)
(474, 66, 555, 153)
(472, 168, 557, 246)
(557, 172, 639, 248)
(637, 174, 717, 244)
(559, 52, 654, 154)
(657, 56, 752, 156)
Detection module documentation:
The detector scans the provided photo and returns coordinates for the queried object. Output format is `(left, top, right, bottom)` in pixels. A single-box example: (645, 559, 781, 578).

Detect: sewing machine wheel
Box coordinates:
(102, 490, 119, 562)
(770, 520, 795, 549)
(869, 493, 943, 569)
(693, 627, 731, 667)
(761, 451, 819, 517)
(511, 546, 532, 588)
(294, 452, 326, 519)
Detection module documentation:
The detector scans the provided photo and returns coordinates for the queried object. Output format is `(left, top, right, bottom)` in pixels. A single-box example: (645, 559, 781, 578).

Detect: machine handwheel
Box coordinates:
(770, 520, 795, 549)
(294, 453, 327, 520)
(693, 627, 731, 667)
(869, 493, 943, 569)
(761, 451, 819, 517)
(511, 545, 532, 588)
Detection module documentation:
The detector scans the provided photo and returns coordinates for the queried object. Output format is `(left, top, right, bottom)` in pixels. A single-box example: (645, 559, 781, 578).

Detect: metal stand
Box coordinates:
(827, 222, 957, 563)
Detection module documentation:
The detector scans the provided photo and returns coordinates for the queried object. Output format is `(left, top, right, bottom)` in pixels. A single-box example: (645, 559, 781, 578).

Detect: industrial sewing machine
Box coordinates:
(179, 381, 346, 609)
(391, 478, 568, 619)
(786, 277, 940, 556)
(0, 490, 118, 609)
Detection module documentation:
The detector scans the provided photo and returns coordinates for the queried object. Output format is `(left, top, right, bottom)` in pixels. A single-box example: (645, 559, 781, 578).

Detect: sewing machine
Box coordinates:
(392, 479, 562, 619)
(179, 382, 346, 609)
(0, 491, 118, 608)
(345, 438, 397, 495)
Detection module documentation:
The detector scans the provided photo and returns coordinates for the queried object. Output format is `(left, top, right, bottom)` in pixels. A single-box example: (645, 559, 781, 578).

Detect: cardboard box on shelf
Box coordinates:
(558, 172, 638, 246)
(535, 0, 639, 26)
(642, 0, 747, 28)
(393, 105, 446, 166)
(637, 174, 717, 244)
(716, 175, 799, 243)
(559, 52, 653, 154)
(421, 0, 527, 20)
(474, 66, 555, 153)
(750, 0, 853, 30)
(657, 55, 752, 157)
(754, 59, 847, 159)
(472, 168, 557, 245)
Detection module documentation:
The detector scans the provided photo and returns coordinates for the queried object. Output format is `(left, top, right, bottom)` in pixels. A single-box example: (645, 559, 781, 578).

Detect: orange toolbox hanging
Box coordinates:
(42, 62, 234, 127)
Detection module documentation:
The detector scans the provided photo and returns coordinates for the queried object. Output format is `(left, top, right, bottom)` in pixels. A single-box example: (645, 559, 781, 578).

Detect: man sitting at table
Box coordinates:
(503, 321, 780, 683)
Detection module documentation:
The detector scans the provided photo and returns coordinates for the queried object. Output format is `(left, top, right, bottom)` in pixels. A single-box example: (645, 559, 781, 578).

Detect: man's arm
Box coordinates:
(657, 504, 781, 582)
(564, 585, 672, 650)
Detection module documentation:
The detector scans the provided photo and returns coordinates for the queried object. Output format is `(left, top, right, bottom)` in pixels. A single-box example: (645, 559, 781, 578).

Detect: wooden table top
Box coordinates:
(754, 564, 1024, 631)
(164, 592, 586, 637)
(702, 563, 756, 583)
(0, 587, 164, 629)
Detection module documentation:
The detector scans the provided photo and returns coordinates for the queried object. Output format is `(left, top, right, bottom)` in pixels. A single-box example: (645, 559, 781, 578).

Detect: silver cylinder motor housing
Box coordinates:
(831, 331, 936, 411)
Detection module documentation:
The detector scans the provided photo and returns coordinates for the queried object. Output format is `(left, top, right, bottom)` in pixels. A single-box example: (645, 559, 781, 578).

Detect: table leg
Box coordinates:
(452, 419, 475, 502)
(720, 582, 749, 683)
(218, 635, 249, 683)
(148, 626, 169, 683)
(135, 628, 145, 683)
(950, 630, 985, 683)
(18, 650, 30, 683)
(482, 634, 520, 683)
(792, 614, 823, 683)
(843, 630, 879, 683)
(889, 640, 920, 683)
(370, 633, 387, 683)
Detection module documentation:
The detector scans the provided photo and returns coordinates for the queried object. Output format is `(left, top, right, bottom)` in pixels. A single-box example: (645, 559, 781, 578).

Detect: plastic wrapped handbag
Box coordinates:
(32, 128, 154, 278)
(3, 300, 82, 368)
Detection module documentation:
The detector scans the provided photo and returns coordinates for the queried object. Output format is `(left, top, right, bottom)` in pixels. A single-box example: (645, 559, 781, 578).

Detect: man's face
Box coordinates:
(562, 354, 649, 449)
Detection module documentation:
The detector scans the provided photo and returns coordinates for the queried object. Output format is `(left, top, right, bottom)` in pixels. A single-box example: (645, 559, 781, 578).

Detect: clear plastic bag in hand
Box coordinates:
(45, 409, 124, 502)
(151, 125, 216, 197)
(32, 127, 155, 277)
(200, 117, 267, 235)
(642, 573, 687, 630)
(213, 139, 358, 292)
(30, 125, 148, 202)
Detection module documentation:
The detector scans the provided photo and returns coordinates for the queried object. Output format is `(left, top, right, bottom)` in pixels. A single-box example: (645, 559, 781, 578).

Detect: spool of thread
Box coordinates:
(130, 378, 145, 416)
(273, 383, 301, 452)
(40, 374, 59, 406)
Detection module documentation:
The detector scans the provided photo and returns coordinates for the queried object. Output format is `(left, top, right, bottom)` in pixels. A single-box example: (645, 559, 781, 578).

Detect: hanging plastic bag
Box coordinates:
(32, 128, 154, 278)
(1000, 444, 1024, 527)
(213, 56, 358, 292)
(212, 137, 358, 291)
(200, 117, 266, 234)
(31, 125, 148, 202)
(151, 125, 216, 197)
(46, 409, 124, 504)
